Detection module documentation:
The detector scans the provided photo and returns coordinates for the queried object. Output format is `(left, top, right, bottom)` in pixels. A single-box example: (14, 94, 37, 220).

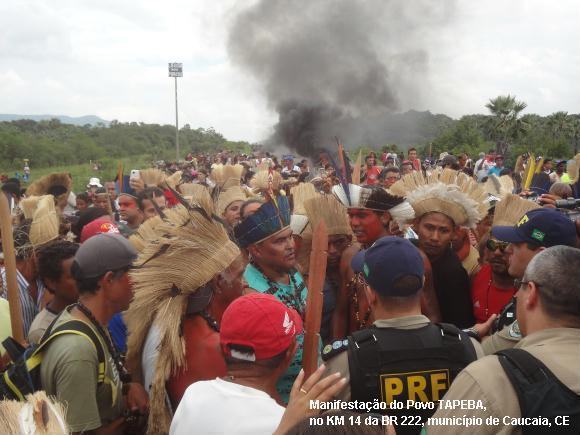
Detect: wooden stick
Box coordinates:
(0, 193, 25, 344)
(302, 220, 328, 378)
(352, 150, 362, 185)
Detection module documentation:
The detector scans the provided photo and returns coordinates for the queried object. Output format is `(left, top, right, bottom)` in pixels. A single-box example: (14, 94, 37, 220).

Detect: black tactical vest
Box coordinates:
(347, 323, 477, 435)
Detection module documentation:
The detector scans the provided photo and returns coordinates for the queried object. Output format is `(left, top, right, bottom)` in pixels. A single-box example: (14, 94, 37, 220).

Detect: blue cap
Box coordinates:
(492, 208, 576, 247)
(351, 237, 424, 297)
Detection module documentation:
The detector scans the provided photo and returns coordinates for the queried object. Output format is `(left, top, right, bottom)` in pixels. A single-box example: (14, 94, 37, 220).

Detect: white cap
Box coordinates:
(87, 177, 102, 188)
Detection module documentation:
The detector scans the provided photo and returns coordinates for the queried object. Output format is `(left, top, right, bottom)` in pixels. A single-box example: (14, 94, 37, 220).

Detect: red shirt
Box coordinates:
(471, 264, 516, 323)
(365, 166, 382, 185)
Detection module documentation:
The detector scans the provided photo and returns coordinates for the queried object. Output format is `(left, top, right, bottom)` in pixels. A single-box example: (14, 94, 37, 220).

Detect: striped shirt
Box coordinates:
(1, 267, 45, 337)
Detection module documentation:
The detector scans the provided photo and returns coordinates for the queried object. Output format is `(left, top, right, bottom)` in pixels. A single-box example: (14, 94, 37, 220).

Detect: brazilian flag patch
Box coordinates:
(531, 229, 545, 242)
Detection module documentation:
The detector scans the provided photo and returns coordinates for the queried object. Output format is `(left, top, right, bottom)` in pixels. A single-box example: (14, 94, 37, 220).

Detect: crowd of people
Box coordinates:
(0, 146, 579, 434)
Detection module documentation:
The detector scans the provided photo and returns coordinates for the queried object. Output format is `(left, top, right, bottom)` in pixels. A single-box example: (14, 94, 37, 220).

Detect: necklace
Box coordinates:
(199, 310, 220, 332)
(75, 302, 131, 384)
(349, 273, 371, 329)
(251, 261, 305, 317)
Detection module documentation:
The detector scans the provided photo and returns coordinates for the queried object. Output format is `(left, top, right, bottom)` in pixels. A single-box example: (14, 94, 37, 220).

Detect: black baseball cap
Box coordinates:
(492, 208, 576, 247)
(351, 237, 424, 297)
(73, 233, 137, 278)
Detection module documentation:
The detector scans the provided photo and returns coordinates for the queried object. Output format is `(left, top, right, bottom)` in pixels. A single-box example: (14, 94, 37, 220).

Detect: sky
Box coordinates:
(1, 0, 579, 143)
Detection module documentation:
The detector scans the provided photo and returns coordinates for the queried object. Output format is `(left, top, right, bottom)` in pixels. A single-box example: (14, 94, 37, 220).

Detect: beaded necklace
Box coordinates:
(75, 302, 131, 384)
(349, 272, 371, 329)
(250, 261, 305, 317)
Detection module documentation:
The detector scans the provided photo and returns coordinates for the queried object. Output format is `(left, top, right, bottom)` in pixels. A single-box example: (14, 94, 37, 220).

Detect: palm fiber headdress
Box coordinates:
(125, 204, 240, 433)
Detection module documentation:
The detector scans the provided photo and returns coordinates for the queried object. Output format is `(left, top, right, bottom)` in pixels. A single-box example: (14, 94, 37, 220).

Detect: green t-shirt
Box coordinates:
(40, 310, 123, 432)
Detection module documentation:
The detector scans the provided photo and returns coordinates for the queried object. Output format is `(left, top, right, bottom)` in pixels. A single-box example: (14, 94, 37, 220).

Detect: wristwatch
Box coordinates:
(462, 327, 481, 342)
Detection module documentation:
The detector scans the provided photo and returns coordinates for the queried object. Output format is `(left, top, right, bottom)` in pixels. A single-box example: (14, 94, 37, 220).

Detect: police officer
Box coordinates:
(323, 237, 483, 435)
(425, 246, 580, 434)
(480, 208, 577, 354)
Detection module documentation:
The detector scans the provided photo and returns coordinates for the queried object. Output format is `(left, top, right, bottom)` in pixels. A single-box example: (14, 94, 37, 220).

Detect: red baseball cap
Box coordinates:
(81, 217, 120, 243)
(220, 293, 303, 361)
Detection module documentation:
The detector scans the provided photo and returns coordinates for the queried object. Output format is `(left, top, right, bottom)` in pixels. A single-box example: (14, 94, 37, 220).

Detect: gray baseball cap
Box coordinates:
(74, 233, 137, 278)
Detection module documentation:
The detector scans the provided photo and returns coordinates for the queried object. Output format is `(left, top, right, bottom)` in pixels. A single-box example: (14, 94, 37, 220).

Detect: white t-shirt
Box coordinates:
(169, 378, 285, 435)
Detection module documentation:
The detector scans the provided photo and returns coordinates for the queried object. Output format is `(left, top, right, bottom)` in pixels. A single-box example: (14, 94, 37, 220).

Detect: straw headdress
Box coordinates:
(137, 168, 182, 189)
(289, 183, 319, 236)
(25, 172, 71, 200)
(210, 164, 244, 189)
(0, 391, 68, 435)
(165, 171, 182, 189)
(304, 194, 352, 236)
(216, 186, 247, 217)
(125, 204, 240, 434)
(178, 183, 214, 213)
(20, 195, 42, 220)
(138, 168, 165, 187)
(20, 195, 59, 247)
(250, 167, 283, 194)
(484, 174, 514, 199)
(568, 153, 580, 184)
(389, 169, 488, 228)
(128, 215, 164, 253)
(492, 194, 541, 227)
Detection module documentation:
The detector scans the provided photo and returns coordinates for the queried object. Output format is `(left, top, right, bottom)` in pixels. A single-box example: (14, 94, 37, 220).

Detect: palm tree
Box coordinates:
(547, 111, 570, 142)
(485, 95, 528, 156)
(568, 116, 580, 155)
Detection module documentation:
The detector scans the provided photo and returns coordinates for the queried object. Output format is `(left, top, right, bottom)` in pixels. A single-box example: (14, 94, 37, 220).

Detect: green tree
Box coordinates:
(485, 95, 528, 156)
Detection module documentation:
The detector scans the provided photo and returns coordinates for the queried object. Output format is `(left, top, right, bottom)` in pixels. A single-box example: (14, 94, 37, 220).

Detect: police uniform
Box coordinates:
(481, 320, 521, 355)
(426, 328, 580, 434)
(323, 315, 485, 402)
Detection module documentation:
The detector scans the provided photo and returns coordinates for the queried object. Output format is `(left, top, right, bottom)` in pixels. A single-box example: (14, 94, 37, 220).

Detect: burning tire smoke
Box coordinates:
(228, 0, 455, 157)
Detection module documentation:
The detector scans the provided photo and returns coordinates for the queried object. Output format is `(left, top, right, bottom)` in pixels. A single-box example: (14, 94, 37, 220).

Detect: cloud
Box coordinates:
(0, 0, 578, 144)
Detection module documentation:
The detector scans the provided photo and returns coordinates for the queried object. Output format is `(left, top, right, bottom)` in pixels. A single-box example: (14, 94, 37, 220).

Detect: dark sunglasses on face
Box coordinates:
(486, 239, 509, 253)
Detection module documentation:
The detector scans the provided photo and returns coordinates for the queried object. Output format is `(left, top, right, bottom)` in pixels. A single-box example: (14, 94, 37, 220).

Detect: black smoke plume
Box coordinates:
(228, 0, 455, 157)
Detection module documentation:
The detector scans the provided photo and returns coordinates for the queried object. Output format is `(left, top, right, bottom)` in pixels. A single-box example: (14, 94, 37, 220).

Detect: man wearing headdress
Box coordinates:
(125, 203, 246, 434)
(390, 169, 490, 328)
(330, 184, 419, 339)
(234, 195, 306, 403)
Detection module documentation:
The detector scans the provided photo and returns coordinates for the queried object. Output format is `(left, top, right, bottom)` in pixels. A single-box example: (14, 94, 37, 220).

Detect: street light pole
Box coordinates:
(174, 76, 179, 161)
(168, 62, 183, 161)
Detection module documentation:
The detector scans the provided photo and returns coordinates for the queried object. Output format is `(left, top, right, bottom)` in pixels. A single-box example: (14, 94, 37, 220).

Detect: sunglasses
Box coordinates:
(486, 239, 509, 252)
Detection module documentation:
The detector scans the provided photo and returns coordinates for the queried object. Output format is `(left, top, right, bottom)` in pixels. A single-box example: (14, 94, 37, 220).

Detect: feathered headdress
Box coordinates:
(234, 195, 291, 248)
(125, 204, 240, 434)
(389, 169, 488, 228)
(492, 194, 541, 227)
(139, 168, 166, 187)
(332, 184, 415, 228)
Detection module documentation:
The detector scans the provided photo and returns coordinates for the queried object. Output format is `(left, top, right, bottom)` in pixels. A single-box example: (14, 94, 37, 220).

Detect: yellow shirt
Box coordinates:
(0, 298, 12, 354)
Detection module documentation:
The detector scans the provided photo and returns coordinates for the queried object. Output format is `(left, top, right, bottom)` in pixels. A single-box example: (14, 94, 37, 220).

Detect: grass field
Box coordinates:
(2, 155, 153, 193)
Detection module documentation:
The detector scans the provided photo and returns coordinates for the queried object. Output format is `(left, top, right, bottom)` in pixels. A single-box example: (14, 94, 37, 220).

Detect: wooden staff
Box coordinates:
(352, 150, 362, 185)
(117, 161, 124, 194)
(302, 220, 328, 378)
(0, 193, 24, 343)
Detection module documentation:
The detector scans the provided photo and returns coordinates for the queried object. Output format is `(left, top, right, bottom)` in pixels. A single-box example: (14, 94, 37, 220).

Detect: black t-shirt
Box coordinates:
(430, 248, 475, 328)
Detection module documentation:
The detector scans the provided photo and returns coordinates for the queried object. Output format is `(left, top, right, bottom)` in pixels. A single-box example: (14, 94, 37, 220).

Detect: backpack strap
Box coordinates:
(497, 347, 580, 432)
(30, 320, 107, 386)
